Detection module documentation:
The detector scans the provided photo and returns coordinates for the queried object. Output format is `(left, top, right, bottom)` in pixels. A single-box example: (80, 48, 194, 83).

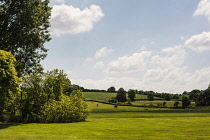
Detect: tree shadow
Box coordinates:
(0, 123, 20, 129)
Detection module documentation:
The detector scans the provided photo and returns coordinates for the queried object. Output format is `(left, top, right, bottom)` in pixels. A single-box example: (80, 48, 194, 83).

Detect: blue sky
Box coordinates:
(41, 0, 210, 93)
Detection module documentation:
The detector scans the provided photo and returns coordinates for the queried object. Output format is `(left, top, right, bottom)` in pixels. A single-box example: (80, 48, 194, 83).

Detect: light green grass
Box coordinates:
(84, 92, 151, 101)
(1, 101, 210, 140)
(84, 92, 116, 100)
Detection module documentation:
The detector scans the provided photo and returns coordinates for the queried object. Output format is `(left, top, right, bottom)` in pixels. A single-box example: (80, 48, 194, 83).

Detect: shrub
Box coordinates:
(41, 91, 89, 123)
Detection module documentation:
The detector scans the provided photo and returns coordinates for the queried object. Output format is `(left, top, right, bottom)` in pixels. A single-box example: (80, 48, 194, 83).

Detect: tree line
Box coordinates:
(0, 1, 89, 123)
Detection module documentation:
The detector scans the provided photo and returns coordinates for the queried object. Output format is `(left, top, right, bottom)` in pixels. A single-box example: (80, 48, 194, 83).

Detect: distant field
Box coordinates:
(84, 92, 117, 100)
(84, 92, 153, 101)
(1, 101, 210, 140)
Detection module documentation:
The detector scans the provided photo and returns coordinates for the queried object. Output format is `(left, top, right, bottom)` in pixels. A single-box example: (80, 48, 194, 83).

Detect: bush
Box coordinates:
(41, 91, 89, 123)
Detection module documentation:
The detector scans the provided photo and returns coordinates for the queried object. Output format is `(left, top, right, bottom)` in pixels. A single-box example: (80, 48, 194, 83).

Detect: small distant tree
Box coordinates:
(147, 92, 154, 101)
(174, 101, 180, 108)
(163, 101, 166, 107)
(108, 97, 118, 103)
(203, 88, 210, 106)
(182, 95, 191, 108)
(116, 88, 127, 102)
(107, 86, 116, 92)
(128, 89, 136, 101)
(165, 94, 171, 101)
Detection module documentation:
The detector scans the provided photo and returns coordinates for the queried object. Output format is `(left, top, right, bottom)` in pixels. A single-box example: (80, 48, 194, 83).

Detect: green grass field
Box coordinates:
(1, 101, 210, 140)
(83, 92, 158, 101)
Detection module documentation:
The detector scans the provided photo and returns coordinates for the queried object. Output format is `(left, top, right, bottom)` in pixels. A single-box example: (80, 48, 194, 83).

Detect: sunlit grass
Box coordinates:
(1, 101, 210, 140)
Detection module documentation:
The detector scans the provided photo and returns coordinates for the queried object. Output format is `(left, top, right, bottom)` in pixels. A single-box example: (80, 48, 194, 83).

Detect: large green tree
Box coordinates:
(0, 50, 20, 120)
(0, 0, 51, 76)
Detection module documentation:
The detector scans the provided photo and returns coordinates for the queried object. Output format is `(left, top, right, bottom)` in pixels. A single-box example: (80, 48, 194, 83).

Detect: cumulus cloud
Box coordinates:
(151, 46, 187, 67)
(71, 77, 142, 91)
(184, 32, 210, 52)
(95, 47, 113, 59)
(50, 4, 104, 36)
(94, 61, 104, 69)
(143, 66, 210, 93)
(194, 0, 210, 22)
(71, 66, 210, 93)
(106, 51, 152, 73)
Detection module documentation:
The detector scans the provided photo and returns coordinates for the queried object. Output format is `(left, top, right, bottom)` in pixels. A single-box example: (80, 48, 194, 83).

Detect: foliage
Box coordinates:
(0, 50, 20, 121)
(2, 69, 89, 123)
(163, 101, 166, 107)
(189, 89, 200, 101)
(174, 101, 180, 108)
(41, 91, 89, 123)
(116, 88, 127, 102)
(128, 89, 136, 101)
(165, 94, 171, 101)
(0, 0, 51, 76)
(147, 92, 154, 101)
(107, 86, 116, 92)
(108, 97, 118, 103)
(182, 95, 191, 108)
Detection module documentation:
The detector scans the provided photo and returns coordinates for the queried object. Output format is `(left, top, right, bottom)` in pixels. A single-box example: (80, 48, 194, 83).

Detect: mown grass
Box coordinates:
(0, 101, 210, 140)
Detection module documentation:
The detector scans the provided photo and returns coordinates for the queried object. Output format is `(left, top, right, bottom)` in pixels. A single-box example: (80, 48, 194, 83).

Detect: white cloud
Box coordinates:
(106, 51, 152, 73)
(71, 66, 210, 93)
(95, 47, 113, 59)
(50, 4, 104, 36)
(94, 61, 104, 69)
(151, 46, 187, 67)
(143, 66, 210, 93)
(71, 77, 142, 91)
(184, 32, 210, 52)
(194, 0, 210, 22)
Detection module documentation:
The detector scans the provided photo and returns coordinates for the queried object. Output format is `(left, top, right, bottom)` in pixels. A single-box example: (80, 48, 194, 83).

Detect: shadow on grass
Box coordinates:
(0, 123, 20, 129)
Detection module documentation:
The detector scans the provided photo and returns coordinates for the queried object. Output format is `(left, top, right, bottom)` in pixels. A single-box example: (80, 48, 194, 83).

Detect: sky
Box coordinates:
(41, 0, 210, 94)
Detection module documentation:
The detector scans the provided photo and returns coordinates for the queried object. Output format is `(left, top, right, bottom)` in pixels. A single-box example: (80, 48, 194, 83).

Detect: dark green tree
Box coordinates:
(203, 88, 210, 106)
(0, 0, 51, 76)
(128, 89, 136, 101)
(116, 88, 127, 102)
(165, 94, 171, 101)
(189, 89, 200, 101)
(182, 95, 191, 108)
(147, 92, 154, 101)
(174, 101, 180, 108)
(107, 86, 116, 92)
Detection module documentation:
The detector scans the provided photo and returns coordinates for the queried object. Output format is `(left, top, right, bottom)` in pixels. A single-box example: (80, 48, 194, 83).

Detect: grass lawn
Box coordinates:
(1, 101, 210, 140)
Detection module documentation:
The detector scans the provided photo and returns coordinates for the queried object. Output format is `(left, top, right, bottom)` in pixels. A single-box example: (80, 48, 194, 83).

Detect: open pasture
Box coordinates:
(1, 101, 210, 140)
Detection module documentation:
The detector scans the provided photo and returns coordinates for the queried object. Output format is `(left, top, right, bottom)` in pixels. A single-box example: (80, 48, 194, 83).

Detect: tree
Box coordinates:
(165, 94, 171, 101)
(128, 89, 136, 101)
(203, 88, 210, 106)
(174, 101, 180, 108)
(116, 88, 127, 102)
(41, 90, 89, 123)
(182, 95, 191, 108)
(189, 89, 200, 101)
(107, 86, 116, 92)
(0, 50, 20, 120)
(147, 92, 154, 101)
(0, 0, 51, 76)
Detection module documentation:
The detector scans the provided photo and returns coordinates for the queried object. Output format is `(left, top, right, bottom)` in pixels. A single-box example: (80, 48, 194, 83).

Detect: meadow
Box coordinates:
(1, 101, 210, 140)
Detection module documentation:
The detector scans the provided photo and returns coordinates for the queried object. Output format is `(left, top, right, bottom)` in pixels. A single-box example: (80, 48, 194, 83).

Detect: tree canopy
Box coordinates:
(0, 50, 20, 120)
(0, 0, 51, 76)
